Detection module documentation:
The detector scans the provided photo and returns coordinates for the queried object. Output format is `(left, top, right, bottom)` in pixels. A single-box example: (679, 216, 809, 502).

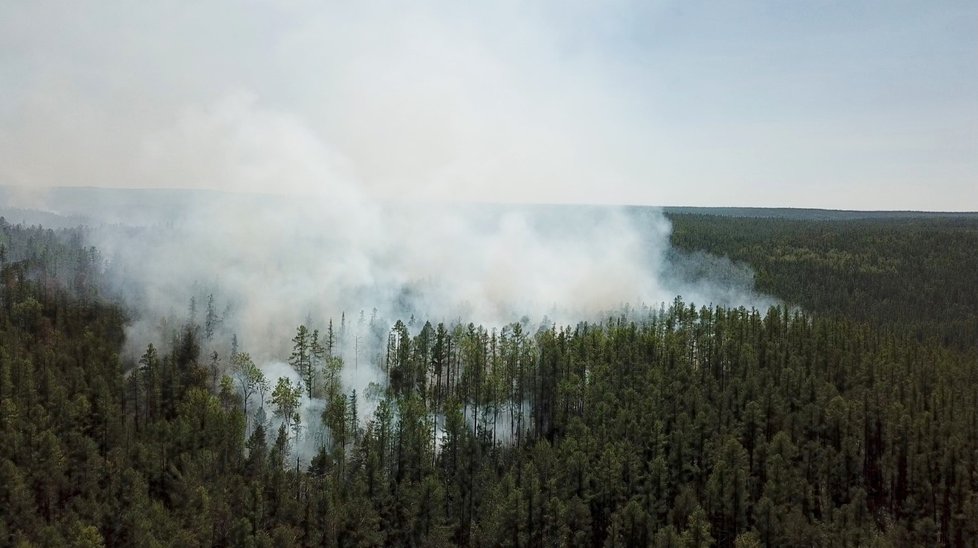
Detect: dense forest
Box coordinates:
(2, 214, 978, 546)
(668, 214, 978, 350)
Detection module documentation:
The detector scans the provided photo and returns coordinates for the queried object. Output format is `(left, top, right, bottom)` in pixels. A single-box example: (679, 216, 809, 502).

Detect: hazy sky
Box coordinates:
(1, 1, 975, 210)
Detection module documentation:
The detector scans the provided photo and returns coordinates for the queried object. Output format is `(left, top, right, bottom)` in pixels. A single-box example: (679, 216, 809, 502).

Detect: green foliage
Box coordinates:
(2, 215, 978, 546)
(271, 377, 301, 430)
(668, 214, 978, 349)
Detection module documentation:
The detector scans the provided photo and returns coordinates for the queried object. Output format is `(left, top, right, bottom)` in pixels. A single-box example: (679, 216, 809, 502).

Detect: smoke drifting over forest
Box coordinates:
(6, 183, 772, 356)
(1, 87, 772, 358)
(3, 181, 772, 459)
(0, 1, 772, 459)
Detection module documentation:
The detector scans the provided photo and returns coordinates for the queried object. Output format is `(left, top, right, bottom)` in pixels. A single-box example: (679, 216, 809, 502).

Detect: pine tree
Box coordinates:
(272, 377, 301, 432)
(290, 325, 313, 398)
(232, 352, 263, 432)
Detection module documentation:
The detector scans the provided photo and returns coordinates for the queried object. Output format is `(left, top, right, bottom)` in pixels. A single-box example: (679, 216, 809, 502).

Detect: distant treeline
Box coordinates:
(669, 214, 978, 351)
(660, 206, 978, 221)
(2, 217, 978, 546)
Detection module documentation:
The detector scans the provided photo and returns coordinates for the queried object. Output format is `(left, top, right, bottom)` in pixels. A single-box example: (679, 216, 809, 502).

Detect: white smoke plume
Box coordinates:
(6, 92, 755, 357)
(3, 94, 778, 465)
(0, 1, 778, 460)
(0, 90, 773, 447)
(77, 172, 772, 458)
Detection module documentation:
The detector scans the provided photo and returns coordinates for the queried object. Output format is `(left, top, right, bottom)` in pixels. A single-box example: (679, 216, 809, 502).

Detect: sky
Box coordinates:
(1, 0, 975, 210)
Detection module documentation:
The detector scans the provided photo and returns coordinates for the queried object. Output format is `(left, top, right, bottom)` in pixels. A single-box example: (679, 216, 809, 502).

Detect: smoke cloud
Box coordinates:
(0, 2, 660, 205)
(3, 96, 778, 464)
(1, 91, 773, 442)
(0, 2, 777, 459)
(69, 166, 772, 458)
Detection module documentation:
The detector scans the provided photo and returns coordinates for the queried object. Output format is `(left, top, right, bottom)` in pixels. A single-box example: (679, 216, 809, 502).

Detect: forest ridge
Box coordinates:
(0, 212, 977, 546)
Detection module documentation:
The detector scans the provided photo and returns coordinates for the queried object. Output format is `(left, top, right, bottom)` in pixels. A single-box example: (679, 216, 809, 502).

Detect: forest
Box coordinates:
(1, 213, 977, 547)
(667, 213, 978, 349)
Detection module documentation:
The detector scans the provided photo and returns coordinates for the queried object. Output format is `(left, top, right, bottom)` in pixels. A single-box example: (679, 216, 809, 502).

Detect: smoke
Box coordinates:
(4, 101, 777, 465)
(11, 92, 757, 358)
(1, 91, 773, 456)
(0, 2, 777, 461)
(83, 170, 772, 397)
(83, 194, 770, 364)
(89, 193, 770, 357)
(0, 2, 662, 206)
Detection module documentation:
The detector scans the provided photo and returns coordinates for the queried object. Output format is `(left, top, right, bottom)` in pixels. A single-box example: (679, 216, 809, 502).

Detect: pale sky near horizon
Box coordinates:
(1, 1, 976, 210)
